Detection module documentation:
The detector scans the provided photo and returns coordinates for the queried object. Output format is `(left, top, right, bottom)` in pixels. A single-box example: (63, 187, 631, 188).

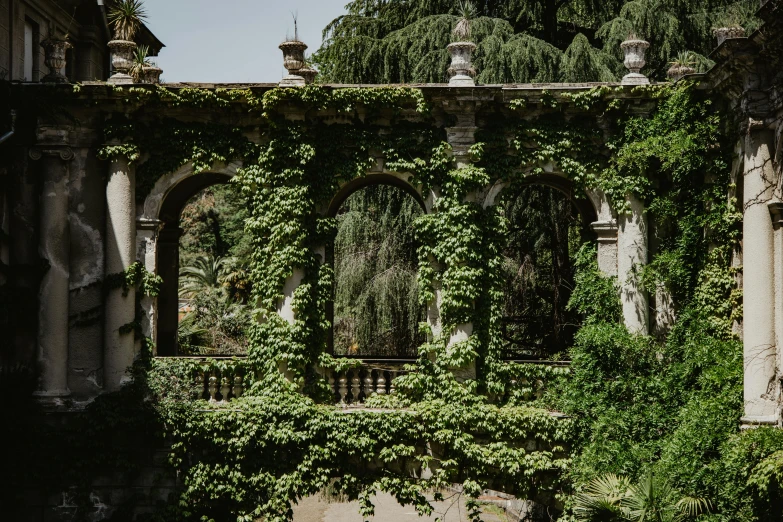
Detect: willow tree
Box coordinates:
(315, 0, 760, 83)
(333, 185, 425, 357)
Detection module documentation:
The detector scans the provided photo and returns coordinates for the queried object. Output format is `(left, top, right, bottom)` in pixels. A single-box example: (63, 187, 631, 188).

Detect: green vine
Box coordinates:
(11, 81, 764, 521)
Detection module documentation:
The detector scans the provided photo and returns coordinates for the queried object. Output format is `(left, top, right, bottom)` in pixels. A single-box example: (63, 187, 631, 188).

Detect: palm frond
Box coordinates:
(108, 0, 148, 41)
(573, 473, 631, 521)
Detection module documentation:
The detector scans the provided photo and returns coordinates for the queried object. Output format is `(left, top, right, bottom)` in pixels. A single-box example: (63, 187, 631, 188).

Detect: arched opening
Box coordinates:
(156, 173, 250, 356)
(499, 176, 597, 360)
(330, 181, 426, 358)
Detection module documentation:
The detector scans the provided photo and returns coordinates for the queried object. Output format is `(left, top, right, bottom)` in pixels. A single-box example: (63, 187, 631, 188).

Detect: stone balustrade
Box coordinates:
(181, 357, 413, 405)
(180, 358, 563, 405)
(189, 359, 247, 403)
(320, 359, 414, 406)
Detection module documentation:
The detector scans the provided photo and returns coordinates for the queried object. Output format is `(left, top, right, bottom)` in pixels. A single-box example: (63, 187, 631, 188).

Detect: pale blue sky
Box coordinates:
(144, 0, 348, 83)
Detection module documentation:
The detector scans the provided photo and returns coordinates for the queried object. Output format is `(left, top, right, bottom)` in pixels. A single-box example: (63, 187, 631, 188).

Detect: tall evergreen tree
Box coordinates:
(315, 0, 760, 83)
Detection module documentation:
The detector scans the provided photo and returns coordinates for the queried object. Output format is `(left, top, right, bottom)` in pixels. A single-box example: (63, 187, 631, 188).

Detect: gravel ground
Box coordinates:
(292, 491, 507, 522)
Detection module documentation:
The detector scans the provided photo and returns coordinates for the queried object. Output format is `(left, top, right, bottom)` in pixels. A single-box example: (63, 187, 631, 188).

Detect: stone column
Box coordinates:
(29, 129, 74, 398)
(590, 220, 618, 277)
(136, 218, 162, 346)
(104, 154, 136, 391)
(617, 195, 649, 334)
(443, 101, 478, 380)
(741, 128, 779, 424)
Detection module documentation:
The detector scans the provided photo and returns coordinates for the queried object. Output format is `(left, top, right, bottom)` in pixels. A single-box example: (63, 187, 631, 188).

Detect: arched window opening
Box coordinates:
(500, 183, 593, 360)
(175, 184, 252, 356)
(332, 184, 425, 358)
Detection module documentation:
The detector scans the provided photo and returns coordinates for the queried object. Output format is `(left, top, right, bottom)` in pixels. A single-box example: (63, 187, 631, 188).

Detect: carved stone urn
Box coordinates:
(713, 26, 745, 46)
(40, 37, 72, 83)
(666, 64, 695, 82)
(141, 65, 163, 84)
(620, 37, 650, 85)
(299, 66, 317, 85)
(279, 40, 308, 87)
(447, 41, 476, 86)
(108, 40, 137, 84)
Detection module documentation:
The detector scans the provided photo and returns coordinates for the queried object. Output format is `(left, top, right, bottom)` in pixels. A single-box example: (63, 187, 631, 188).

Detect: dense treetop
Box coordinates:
(314, 0, 760, 83)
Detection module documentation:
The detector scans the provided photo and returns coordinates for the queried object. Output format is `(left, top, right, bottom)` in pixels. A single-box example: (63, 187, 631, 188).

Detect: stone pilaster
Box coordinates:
(136, 218, 162, 344)
(155, 226, 182, 356)
(741, 126, 779, 424)
(617, 195, 649, 334)
(590, 220, 618, 277)
(29, 127, 73, 397)
(104, 153, 136, 391)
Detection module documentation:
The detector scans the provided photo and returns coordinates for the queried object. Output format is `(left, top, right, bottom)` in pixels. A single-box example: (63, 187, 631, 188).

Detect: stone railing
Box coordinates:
(181, 356, 413, 405)
(320, 358, 414, 407)
(174, 357, 562, 405)
(183, 357, 248, 403)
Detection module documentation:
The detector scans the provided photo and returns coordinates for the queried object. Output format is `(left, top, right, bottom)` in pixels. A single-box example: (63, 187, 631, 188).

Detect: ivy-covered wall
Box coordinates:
(3, 77, 782, 521)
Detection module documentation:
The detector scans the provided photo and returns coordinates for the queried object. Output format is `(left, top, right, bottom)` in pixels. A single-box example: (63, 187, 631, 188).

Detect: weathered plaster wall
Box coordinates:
(67, 146, 105, 397)
(7, 147, 37, 366)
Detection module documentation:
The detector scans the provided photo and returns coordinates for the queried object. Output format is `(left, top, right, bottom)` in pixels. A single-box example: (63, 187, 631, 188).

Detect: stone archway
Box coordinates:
(137, 162, 240, 355)
(320, 172, 427, 358)
(485, 174, 602, 359)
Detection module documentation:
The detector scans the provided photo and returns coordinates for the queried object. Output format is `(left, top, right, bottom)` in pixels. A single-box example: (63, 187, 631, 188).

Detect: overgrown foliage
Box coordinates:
(8, 77, 781, 521)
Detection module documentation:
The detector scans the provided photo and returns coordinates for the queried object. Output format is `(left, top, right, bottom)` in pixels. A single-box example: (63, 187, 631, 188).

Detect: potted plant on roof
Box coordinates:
(107, 0, 148, 84)
(279, 14, 307, 86)
(129, 45, 162, 84)
(666, 51, 697, 82)
(40, 25, 72, 83)
(298, 55, 318, 85)
(447, 1, 477, 86)
(713, 6, 747, 46)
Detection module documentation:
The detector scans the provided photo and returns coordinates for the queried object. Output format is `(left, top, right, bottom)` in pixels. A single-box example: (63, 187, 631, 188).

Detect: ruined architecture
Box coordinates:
(2, 0, 783, 519)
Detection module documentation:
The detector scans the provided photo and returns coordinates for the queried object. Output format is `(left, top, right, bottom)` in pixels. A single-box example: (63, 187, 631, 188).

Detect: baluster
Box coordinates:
(327, 369, 336, 402)
(208, 374, 218, 403)
(376, 370, 387, 395)
(388, 371, 397, 395)
(350, 370, 361, 404)
(195, 371, 205, 400)
(232, 375, 243, 399)
(220, 375, 231, 403)
(337, 373, 348, 405)
(362, 369, 374, 400)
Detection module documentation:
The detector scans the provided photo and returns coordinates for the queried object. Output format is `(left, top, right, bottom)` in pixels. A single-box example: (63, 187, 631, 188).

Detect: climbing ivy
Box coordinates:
(12, 81, 776, 522)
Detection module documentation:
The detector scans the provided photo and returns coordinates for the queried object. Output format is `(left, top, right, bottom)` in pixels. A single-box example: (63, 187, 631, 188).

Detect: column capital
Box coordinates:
(769, 201, 783, 228)
(29, 146, 74, 161)
(136, 218, 163, 231)
(31, 123, 74, 161)
(590, 220, 618, 243)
